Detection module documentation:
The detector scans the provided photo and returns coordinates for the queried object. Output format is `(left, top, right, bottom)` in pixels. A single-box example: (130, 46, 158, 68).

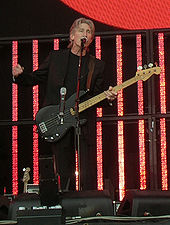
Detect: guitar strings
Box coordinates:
(37, 68, 158, 136)
(37, 83, 123, 132)
(41, 108, 72, 128)
(38, 105, 84, 133)
(38, 93, 105, 132)
(38, 99, 92, 131)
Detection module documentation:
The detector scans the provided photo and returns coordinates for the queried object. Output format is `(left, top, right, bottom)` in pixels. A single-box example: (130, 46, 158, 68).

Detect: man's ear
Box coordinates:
(70, 33, 74, 41)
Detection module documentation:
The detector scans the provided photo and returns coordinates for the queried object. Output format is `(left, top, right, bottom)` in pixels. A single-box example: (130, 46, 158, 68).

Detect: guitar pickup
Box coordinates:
(39, 122, 47, 133)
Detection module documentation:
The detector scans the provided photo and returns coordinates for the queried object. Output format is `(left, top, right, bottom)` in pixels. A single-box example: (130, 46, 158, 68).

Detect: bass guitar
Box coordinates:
(36, 66, 161, 142)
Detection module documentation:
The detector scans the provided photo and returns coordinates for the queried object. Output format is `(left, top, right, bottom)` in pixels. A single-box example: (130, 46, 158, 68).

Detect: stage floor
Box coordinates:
(2, 215, 170, 225)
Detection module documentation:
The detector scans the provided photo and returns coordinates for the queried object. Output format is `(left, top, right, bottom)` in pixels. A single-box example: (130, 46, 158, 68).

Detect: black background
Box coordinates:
(0, 0, 119, 39)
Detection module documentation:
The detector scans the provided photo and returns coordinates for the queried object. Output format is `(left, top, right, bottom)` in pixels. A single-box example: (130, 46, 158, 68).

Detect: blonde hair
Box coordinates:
(68, 17, 95, 48)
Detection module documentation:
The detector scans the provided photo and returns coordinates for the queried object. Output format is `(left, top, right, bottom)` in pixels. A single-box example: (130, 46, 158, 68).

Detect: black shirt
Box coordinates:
(64, 51, 89, 100)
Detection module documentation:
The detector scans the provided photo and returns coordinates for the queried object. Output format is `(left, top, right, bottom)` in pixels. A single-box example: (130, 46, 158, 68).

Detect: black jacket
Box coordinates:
(14, 49, 105, 107)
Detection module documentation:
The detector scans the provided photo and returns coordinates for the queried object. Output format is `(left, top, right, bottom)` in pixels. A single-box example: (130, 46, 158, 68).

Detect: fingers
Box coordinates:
(104, 86, 117, 101)
(109, 86, 113, 91)
(12, 64, 24, 77)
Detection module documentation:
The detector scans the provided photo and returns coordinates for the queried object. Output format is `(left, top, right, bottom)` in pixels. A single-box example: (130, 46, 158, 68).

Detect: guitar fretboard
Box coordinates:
(79, 75, 139, 113)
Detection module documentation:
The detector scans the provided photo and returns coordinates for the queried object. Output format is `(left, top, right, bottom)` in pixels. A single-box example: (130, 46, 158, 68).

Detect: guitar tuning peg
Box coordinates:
(137, 66, 143, 70)
(143, 64, 148, 69)
(148, 63, 153, 68)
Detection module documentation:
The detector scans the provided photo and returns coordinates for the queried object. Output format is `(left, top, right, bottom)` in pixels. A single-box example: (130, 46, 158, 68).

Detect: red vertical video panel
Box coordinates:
(32, 40, 39, 184)
(95, 36, 104, 190)
(136, 34, 146, 190)
(12, 41, 19, 195)
(116, 35, 125, 201)
(158, 33, 168, 190)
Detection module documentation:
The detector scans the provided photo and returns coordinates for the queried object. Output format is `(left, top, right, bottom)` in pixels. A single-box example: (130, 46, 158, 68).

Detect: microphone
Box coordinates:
(81, 37, 88, 43)
(81, 37, 88, 47)
(59, 87, 67, 124)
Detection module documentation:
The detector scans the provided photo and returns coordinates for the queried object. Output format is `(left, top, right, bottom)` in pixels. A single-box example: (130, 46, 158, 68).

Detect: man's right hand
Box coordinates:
(12, 64, 24, 77)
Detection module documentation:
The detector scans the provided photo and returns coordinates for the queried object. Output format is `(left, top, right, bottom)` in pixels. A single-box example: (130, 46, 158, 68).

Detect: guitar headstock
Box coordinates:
(136, 65, 161, 81)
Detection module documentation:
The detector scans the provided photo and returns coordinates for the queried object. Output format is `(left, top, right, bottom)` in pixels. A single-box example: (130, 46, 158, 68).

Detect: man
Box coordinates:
(12, 17, 116, 191)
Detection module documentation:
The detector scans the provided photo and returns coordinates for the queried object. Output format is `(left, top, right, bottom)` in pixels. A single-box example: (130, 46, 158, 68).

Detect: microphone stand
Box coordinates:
(74, 40, 85, 191)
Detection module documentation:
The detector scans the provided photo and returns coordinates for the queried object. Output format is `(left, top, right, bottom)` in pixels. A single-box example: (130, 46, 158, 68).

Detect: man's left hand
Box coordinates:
(104, 86, 117, 102)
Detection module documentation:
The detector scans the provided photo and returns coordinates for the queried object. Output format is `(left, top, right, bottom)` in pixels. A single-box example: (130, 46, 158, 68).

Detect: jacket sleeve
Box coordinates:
(13, 53, 51, 86)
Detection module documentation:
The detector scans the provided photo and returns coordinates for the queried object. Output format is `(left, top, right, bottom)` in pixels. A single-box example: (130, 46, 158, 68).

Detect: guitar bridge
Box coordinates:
(39, 122, 47, 133)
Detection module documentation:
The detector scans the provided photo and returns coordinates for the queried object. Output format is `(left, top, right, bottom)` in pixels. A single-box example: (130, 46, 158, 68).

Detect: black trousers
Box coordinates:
(51, 128, 75, 191)
(51, 115, 97, 191)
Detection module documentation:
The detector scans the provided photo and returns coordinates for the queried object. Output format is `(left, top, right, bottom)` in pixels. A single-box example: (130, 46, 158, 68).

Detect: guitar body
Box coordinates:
(36, 91, 87, 142)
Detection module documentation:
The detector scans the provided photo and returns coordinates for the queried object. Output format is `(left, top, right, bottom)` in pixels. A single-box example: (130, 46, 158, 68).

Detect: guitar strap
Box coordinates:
(86, 55, 95, 90)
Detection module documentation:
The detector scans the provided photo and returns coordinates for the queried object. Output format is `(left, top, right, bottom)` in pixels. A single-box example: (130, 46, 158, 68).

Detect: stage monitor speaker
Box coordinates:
(117, 190, 170, 217)
(0, 195, 9, 219)
(8, 193, 40, 220)
(17, 207, 63, 225)
(61, 190, 113, 218)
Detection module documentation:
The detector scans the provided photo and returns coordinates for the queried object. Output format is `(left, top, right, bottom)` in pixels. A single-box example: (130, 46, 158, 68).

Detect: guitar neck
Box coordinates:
(79, 75, 139, 113)
(23, 182, 27, 193)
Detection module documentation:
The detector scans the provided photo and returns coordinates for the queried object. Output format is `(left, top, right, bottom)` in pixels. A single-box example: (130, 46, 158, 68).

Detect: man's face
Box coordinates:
(70, 23, 93, 49)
